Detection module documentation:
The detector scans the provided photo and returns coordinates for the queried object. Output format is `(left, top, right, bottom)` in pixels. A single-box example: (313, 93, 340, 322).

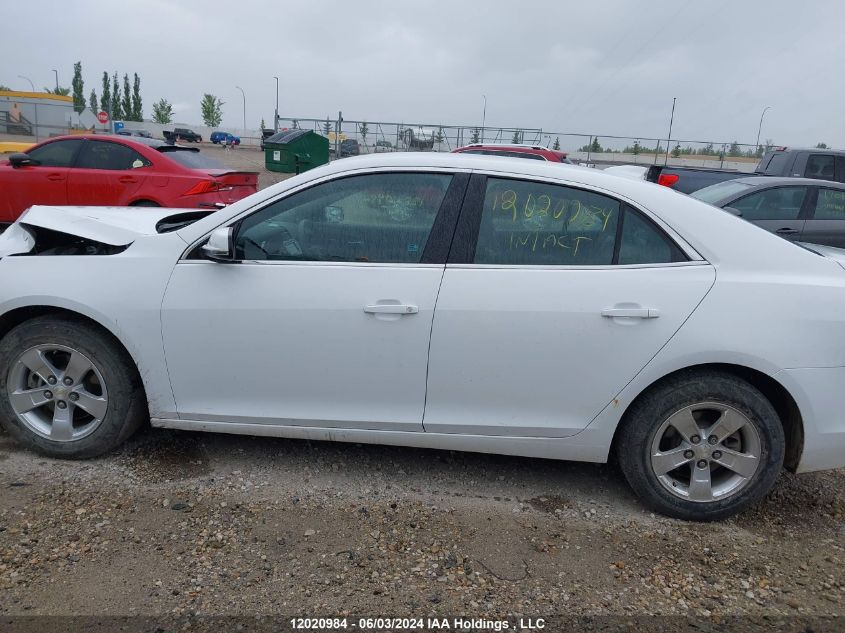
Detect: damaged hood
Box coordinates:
(0, 205, 199, 257)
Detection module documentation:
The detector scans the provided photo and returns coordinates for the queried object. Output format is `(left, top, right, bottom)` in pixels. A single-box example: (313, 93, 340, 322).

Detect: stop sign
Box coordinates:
(97, 111, 109, 124)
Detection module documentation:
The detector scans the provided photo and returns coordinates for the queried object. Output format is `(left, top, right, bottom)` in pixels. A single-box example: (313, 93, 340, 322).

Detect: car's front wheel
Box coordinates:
(0, 316, 147, 458)
(617, 371, 785, 521)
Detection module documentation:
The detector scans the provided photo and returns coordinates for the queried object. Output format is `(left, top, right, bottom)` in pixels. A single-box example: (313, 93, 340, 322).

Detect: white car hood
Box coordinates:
(0, 205, 191, 257)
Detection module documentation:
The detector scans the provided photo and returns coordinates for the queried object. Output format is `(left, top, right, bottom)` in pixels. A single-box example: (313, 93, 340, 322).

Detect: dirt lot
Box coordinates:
(200, 142, 296, 190)
(1, 423, 844, 625)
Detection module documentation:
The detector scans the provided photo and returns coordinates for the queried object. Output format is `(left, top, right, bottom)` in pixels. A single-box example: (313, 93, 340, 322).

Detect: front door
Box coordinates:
(424, 175, 715, 437)
(161, 171, 464, 431)
(0, 138, 83, 222)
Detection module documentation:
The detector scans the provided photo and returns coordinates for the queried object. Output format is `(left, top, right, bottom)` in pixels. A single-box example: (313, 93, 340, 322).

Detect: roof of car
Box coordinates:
(732, 176, 845, 188)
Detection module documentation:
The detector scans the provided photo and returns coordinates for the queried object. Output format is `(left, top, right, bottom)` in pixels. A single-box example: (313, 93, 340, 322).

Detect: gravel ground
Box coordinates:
(199, 142, 297, 190)
(1, 424, 844, 623)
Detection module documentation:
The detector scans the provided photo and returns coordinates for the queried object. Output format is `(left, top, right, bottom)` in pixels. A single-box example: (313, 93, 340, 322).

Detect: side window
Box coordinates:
(27, 139, 83, 167)
(234, 173, 452, 263)
(805, 154, 835, 180)
(813, 189, 845, 220)
(473, 178, 620, 265)
(617, 209, 683, 265)
(76, 141, 151, 170)
(731, 187, 808, 221)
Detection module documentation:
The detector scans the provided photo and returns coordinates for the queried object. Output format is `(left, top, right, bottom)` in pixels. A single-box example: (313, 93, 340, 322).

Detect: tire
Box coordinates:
(130, 200, 160, 207)
(0, 316, 147, 459)
(616, 370, 784, 521)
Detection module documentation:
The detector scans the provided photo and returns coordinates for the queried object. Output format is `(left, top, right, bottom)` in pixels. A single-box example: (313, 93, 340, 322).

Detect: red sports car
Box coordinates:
(0, 135, 258, 227)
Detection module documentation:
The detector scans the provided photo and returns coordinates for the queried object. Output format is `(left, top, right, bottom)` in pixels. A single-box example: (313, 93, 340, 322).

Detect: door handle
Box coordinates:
(46, 173, 65, 181)
(118, 176, 138, 184)
(363, 304, 418, 315)
(601, 308, 660, 319)
(775, 228, 799, 235)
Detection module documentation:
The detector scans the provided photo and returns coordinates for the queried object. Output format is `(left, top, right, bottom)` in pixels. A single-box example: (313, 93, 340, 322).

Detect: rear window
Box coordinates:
(690, 180, 755, 204)
(159, 148, 224, 169)
(763, 152, 789, 174)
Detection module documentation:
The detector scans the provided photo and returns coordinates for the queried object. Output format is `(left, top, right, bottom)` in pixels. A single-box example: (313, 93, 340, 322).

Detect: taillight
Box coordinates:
(657, 173, 680, 188)
(184, 180, 222, 195)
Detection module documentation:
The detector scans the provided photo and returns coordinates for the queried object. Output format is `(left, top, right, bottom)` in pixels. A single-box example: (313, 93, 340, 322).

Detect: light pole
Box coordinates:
(273, 76, 279, 132)
(51, 69, 58, 92)
(756, 106, 771, 151)
(481, 94, 487, 144)
(664, 96, 676, 165)
(17, 75, 34, 91)
(235, 86, 246, 132)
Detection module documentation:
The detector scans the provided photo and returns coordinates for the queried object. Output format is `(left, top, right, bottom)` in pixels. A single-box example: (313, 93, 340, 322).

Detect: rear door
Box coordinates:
(0, 139, 82, 222)
(800, 187, 845, 248)
(728, 185, 811, 241)
(423, 174, 714, 437)
(66, 140, 150, 205)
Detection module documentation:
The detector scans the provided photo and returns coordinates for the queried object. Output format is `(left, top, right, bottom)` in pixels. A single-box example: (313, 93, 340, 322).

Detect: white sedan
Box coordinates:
(1, 153, 844, 521)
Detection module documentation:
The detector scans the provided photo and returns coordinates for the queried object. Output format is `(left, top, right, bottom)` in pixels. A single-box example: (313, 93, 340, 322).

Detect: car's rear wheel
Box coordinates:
(0, 316, 147, 458)
(617, 371, 784, 521)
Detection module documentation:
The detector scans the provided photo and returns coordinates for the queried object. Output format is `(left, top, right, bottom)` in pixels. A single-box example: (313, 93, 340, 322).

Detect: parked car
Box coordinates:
(453, 143, 572, 163)
(755, 147, 845, 182)
(374, 139, 393, 152)
(691, 177, 845, 247)
(607, 164, 752, 194)
(163, 128, 202, 143)
(330, 139, 361, 158)
(2, 153, 845, 521)
(210, 132, 241, 145)
(116, 129, 152, 139)
(0, 135, 258, 226)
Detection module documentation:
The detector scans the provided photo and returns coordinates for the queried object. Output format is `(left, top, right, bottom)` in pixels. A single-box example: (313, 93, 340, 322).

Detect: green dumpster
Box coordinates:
(264, 129, 329, 173)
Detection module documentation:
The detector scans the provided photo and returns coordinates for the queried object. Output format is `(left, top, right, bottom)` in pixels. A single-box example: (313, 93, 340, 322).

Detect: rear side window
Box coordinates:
(617, 210, 681, 265)
(27, 139, 83, 167)
(805, 154, 835, 180)
(472, 178, 684, 266)
(76, 141, 151, 170)
(813, 188, 845, 219)
(731, 186, 808, 221)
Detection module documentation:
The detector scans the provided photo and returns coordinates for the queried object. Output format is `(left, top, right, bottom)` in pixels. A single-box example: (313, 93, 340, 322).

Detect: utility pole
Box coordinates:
(235, 86, 246, 132)
(481, 95, 487, 144)
(17, 75, 34, 91)
(335, 110, 342, 158)
(665, 97, 676, 166)
(756, 106, 771, 151)
(51, 69, 58, 92)
(273, 76, 279, 132)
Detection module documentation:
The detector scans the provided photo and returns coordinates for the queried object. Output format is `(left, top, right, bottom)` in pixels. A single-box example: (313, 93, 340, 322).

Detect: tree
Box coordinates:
(671, 143, 681, 158)
(292, 119, 300, 129)
(121, 74, 132, 121)
(0, 85, 10, 91)
(816, 142, 828, 149)
(100, 72, 111, 114)
(511, 129, 522, 144)
(71, 61, 85, 113)
(131, 73, 142, 121)
(260, 117, 266, 130)
(359, 120, 369, 146)
(322, 117, 332, 135)
(200, 93, 224, 127)
(470, 128, 480, 144)
(89, 89, 98, 114)
(151, 98, 173, 124)
(434, 126, 444, 150)
(552, 137, 560, 151)
(728, 141, 742, 157)
(44, 86, 70, 96)
(111, 72, 122, 119)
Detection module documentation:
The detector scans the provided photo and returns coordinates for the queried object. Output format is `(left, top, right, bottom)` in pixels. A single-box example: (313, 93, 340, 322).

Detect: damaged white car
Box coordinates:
(2, 152, 845, 521)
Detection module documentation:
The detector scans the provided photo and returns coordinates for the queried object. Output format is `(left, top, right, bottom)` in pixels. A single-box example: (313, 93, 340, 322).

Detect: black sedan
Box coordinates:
(691, 177, 845, 248)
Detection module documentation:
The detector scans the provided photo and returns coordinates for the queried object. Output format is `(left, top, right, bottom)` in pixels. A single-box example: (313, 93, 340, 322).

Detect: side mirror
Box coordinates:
(9, 153, 38, 168)
(201, 226, 235, 262)
(724, 206, 743, 217)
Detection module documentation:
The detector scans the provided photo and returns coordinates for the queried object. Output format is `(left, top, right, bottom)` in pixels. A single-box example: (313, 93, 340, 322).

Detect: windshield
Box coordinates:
(690, 180, 754, 204)
(159, 148, 225, 170)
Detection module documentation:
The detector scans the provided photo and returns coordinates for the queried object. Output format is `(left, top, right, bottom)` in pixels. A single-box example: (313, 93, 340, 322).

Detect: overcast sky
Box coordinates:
(3, 0, 844, 147)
